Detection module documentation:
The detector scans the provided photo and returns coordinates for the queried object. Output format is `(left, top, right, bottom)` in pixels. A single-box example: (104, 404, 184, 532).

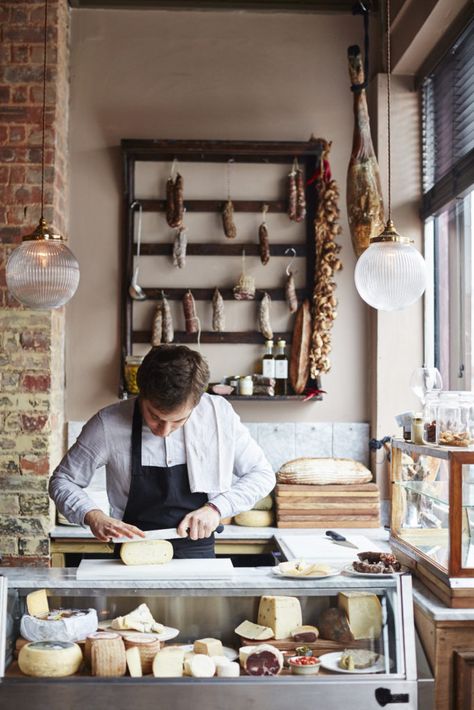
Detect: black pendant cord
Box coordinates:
(40, 0, 48, 221)
(351, 1, 370, 93)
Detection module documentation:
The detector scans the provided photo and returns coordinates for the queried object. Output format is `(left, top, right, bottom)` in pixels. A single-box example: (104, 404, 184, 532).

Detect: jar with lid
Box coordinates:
(437, 392, 470, 446)
(239, 376, 253, 396)
(124, 355, 143, 395)
(459, 391, 474, 446)
(411, 414, 424, 444)
(423, 390, 440, 443)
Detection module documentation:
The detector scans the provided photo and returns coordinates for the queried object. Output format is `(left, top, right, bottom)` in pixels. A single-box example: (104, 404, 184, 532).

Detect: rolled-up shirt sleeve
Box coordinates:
(48, 413, 109, 526)
(209, 418, 275, 519)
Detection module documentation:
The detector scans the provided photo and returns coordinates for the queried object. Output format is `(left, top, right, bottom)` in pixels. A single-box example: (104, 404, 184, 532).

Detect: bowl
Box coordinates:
(288, 655, 321, 675)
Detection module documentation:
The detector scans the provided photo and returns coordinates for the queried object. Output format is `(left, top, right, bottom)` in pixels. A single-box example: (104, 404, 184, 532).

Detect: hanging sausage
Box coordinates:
(151, 303, 163, 347)
(295, 165, 306, 222)
(288, 159, 297, 221)
(212, 288, 225, 332)
(233, 250, 255, 301)
(172, 227, 187, 269)
(166, 160, 184, 229)
(161, 291, 174, 343)
(258, 292, 273, 340)
(258, 204, 270, 265)
(222, 199, 237, 239)
(183, 290, 199, 335)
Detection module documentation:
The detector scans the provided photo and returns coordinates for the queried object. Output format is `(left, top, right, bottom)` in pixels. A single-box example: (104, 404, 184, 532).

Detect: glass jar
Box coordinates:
(459, 391, 474, 446)
(437, 392, 470, 446)
(411, 414, 424, 444)
(423, 390, 440, 443)
(124, 355, 143, 395)
(239, 376, 253, 396)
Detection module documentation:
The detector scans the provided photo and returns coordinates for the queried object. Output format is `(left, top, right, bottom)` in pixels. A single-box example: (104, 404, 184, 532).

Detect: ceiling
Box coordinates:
(68, 0, 378, 12)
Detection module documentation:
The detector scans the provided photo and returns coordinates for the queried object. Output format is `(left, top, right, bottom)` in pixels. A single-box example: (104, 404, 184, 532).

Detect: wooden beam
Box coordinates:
(69, 0, 366, 12)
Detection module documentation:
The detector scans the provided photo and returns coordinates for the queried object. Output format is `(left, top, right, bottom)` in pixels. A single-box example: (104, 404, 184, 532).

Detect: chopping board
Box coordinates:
(278, 534, 383, 561)
(76, 558, 234, 581)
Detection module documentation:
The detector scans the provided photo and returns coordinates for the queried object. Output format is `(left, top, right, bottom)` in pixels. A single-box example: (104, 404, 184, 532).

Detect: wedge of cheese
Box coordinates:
(338, 592, 382, 640)
(257, 596, 302, 640)
(152, 648, 185, 677)
(234, 620, 274, 641)
(110, 603, 164, 634)
(26, 589, 49, 617)
(193, 638, 223, 656)
(126, 646, 142, 677)
(120, 539, 173, 566)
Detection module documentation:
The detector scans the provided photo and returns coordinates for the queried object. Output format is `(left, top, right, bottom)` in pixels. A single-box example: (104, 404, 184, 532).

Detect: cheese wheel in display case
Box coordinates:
(185, 654, 216, 678)
(18, 641, 83, 677)
(152, 648, 185, 677)
(123, 633, 160, 674)
(120, 540, 173, 566)
(20, 608, 99, 643)
(217, 661, 240, 678)
(90, 636, 126, 677)
(234, 510, 273, 527)
(84, 631, 121, 667)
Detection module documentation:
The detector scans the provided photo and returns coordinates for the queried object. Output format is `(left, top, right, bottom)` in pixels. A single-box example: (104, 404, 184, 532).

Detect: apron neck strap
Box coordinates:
(131, 398, 143, 477)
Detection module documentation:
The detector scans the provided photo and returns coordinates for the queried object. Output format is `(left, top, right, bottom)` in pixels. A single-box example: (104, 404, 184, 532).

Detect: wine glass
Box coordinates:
(409, 365, 443, 406)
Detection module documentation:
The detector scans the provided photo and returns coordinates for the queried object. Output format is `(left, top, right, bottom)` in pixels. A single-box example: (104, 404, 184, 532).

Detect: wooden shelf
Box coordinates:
(222, 394, 322, 401)
(139, 199, 288, 213)
(139, 288, 309, 301)
(136, 243, 307, 257)
(133, 330, 293, 344)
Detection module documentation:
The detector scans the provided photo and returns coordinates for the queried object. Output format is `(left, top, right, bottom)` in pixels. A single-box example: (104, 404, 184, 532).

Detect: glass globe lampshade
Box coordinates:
(354, 221, 427, 311)
(6, 219, 80, 309)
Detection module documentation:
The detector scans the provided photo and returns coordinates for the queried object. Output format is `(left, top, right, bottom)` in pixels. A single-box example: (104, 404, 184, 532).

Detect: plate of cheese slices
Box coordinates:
(272, 560, 341, 579)
(319, 650, 389, 674)
(98, 619, 179, 641)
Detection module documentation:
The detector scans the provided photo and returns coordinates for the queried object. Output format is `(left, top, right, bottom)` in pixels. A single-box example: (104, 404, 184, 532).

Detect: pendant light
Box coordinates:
(354, 0, 426, 311)
(6, 0, 79, 310)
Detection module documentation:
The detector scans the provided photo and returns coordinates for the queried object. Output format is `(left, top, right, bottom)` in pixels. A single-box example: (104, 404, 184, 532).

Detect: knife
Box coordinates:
(325, 530, 359, 549)
(113, 524, 224, 544)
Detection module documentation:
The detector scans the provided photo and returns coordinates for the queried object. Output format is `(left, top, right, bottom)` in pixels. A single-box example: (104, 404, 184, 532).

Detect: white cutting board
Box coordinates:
(279, 534, 383, 561)
(76, 558, 234, 581)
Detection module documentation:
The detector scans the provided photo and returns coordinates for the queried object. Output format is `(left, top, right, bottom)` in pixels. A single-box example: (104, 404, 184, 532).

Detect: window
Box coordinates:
(422, 22, 474, 390)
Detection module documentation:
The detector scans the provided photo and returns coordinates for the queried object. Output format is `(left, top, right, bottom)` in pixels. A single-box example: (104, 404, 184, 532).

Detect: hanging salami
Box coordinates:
(161, 291, 174, 343)
(222, 199, 237, 239)
(172, 227, 187, 269)
(173, 173, 184, 228)
(288, 160, 297, 221)
(295, 166, 306, 222)
(258, 204, 270, 265)
(258, 292, 273, 340)
(212, 288, 225, 332)
(151, 304, 163, 347)
(166, 177, 175, 228)
(183, 290, 199, 335)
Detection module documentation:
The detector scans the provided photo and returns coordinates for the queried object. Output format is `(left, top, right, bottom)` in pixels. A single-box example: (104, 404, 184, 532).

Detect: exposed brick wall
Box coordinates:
(0, 1, 70, 566)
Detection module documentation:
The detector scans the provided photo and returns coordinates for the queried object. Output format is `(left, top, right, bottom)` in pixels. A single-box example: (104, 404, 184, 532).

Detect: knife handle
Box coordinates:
(215, 524, 224, 534)
(326, 530, 346, 542)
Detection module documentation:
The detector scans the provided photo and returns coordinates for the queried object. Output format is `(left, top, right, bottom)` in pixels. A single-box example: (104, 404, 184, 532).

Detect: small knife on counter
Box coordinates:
(325, 530, 359, 549)
(113, 524, 224, 544)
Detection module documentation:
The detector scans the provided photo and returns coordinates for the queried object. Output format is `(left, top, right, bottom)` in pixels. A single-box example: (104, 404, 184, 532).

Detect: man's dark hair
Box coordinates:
(136, 345, 210, 411)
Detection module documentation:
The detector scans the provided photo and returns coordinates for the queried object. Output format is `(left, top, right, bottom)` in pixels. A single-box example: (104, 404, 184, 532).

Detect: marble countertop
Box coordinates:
(413, 578, 474, 621)
(0, 564, 400, 593)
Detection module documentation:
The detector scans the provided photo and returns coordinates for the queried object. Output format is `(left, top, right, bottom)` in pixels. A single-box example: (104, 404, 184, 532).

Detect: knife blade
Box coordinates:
(113, 524, 224, 544)
(325, 530, 359, 549)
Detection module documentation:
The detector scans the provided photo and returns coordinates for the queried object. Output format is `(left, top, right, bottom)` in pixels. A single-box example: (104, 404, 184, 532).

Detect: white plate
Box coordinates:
(272, 566, 341, 580)
(342, 563, 409, 578)
(319, 651, 389, 674)
(97, 620, 179, 642)
(178, 644, 238, 661)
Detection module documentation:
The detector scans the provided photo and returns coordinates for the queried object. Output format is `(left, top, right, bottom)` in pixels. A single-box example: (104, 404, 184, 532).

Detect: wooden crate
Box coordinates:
(275, 483, 381, 528)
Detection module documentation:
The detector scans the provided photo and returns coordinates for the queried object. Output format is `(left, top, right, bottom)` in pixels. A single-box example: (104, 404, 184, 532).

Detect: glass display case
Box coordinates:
(391, 438, 474, 607)
(0, 566, 427, 709)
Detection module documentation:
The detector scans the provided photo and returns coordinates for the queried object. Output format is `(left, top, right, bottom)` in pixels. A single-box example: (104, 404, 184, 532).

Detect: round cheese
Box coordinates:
(187, 654, 216, 678)
(20, 608, 99, 643)
(253, 495, 273, 511)
(234, 510, 273, 527)
(18, 641, 83, 677)
(217, 661, 240, 677)
(84, 631, 120, 667)
(91, 636, 126, 677)
(123, 633, 160, 674)
(120, 540, 173, 566)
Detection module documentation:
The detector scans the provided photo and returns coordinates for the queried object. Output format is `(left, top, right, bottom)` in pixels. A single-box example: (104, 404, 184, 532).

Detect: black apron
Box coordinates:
(121, 400, 215, 559)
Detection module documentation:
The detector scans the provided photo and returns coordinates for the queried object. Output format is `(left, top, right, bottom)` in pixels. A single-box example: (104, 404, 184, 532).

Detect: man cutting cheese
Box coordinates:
(49, 345, 275, 558)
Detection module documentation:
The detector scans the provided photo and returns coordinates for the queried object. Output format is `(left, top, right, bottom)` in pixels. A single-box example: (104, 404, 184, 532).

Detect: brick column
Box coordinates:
(0, 0, 70, 566)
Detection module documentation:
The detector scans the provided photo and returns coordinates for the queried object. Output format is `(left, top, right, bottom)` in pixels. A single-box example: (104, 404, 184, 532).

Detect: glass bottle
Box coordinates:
(274, 339, 288, 396)
(239, 376, 253, 396)
(262, 340, 275, 379)
(124, 355, 143, 395)
(459, 391, 474, 447)
(423, 390, 440, 443)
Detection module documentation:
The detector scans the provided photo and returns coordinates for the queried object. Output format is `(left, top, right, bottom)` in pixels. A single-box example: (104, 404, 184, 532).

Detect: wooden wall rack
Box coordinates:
(120, 138, 325, 398)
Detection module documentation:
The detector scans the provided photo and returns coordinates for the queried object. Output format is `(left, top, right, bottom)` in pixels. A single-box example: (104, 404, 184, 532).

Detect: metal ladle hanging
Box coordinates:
(129, 201, 146, 301)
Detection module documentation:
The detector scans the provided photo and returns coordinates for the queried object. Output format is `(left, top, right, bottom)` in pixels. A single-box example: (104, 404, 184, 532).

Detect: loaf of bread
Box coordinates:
(277, 458, 372, 485)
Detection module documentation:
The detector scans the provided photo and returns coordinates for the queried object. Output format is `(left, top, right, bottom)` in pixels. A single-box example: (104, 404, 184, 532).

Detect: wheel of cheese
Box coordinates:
(20, 608, 99, 643)
(217, 661, 240, 677)
(253, 495, 273, 511)
(120, 540, 173, 566)
(234, 510, 273, 527)
(185, 654, 216, 678)
(123, 633, 160, 674)
(90, 636, 127, 677)
(84, 631, 120, 667)
(18, 641, 83, 677)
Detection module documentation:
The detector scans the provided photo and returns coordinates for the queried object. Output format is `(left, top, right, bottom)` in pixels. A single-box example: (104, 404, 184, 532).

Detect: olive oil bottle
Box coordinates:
(274, 339, 288, 395)
(262, 340, 275, 378)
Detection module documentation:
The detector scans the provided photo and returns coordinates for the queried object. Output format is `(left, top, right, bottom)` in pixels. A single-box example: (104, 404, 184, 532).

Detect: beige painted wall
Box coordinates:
(66, 8, 370, 423)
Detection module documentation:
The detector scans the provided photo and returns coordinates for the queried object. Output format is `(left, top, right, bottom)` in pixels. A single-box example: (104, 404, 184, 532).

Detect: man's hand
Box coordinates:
(84, 510, 146, 542)
(177, 505, 220, 541)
